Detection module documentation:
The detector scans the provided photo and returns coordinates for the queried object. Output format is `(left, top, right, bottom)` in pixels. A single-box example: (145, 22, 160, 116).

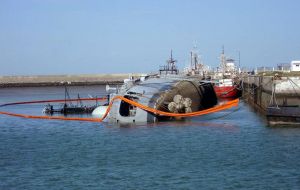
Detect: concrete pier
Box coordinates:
(242, 74, 300, 125)
(0, 74, 143, 88)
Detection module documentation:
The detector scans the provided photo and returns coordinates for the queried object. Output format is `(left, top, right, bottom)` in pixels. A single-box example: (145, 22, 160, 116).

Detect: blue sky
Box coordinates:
(0, 0, 300, 75)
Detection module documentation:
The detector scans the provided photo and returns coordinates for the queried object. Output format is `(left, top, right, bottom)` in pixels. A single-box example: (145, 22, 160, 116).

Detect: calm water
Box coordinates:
(0, 86, 299, 189)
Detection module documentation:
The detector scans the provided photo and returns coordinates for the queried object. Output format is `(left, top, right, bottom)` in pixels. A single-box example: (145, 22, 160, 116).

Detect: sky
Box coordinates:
(0, 0, 300, 75)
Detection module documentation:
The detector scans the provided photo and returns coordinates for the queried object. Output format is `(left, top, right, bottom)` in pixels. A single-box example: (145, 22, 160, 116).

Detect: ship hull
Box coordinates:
(214, 85, 239, 98)
(100, 76, 218, 124)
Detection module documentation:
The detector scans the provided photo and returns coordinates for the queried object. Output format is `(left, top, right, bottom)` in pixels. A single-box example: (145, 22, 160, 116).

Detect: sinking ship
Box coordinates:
(92, 51, 218, 124)
(0, 51, 239, 123)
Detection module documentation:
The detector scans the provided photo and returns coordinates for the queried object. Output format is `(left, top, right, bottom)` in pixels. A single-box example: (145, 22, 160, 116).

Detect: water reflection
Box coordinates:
(102, 120, 239, 131)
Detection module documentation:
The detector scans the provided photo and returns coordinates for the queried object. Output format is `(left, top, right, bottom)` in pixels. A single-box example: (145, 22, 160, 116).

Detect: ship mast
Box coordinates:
(190, 46, 199, 72)
(220, 46, 226, 77)
(167, 50, 177, 74)
(159, 49, 178, 75)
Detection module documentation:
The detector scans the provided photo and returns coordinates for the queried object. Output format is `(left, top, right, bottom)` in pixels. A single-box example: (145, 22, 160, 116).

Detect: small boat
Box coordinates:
(43, 84, 99, 115)
(43, 103, 97, 115)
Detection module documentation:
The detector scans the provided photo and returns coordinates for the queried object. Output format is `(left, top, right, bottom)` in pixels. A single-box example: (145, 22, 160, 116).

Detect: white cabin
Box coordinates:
(225, 59, 236, 72)
(291, 60, 300, 71)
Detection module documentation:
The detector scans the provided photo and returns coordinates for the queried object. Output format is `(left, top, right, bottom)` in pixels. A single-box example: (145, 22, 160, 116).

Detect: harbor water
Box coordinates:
(0, 86, 299, 189)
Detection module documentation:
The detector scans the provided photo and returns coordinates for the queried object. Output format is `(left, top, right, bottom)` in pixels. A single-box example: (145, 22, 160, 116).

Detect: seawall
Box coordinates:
(0, 74, 143, 88)
(242, 74, 300, 125)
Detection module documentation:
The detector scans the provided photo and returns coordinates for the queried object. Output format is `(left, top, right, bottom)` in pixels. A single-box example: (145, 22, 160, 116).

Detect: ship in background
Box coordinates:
(183, 46, 242, 99)
(212, 47, 241, 99)
(183, 46, 210, 78)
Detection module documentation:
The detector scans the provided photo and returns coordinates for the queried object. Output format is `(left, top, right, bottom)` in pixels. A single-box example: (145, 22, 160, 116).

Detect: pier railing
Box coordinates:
(256, 66, 291, 73)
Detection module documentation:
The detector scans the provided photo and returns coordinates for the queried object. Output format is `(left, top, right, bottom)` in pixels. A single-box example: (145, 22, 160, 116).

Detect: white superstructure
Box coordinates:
(291, 60, 300, 71)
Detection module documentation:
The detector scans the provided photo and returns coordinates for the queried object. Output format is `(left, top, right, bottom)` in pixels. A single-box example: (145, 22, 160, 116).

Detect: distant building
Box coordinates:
(291, 61, 300, 71)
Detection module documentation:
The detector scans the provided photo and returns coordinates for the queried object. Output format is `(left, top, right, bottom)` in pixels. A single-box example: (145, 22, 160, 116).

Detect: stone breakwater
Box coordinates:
(0, 74, 142, 87)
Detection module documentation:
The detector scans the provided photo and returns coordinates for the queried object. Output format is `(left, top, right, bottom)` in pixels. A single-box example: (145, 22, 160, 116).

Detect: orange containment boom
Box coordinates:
(0, 96, 239, 122)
